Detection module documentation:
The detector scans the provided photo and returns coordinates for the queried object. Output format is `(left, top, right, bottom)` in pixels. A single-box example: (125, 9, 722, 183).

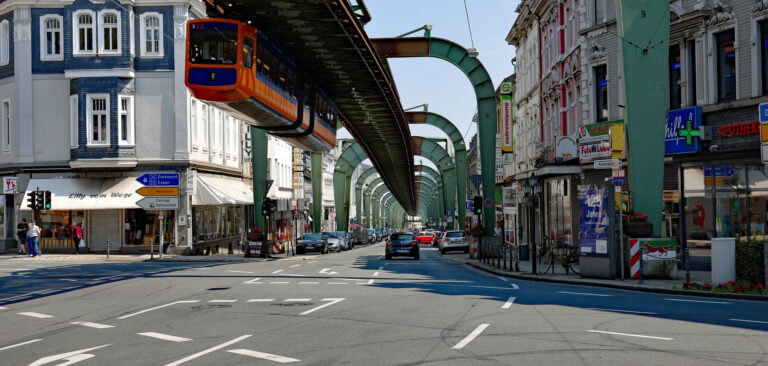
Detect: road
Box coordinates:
(1, 242, 768, 365)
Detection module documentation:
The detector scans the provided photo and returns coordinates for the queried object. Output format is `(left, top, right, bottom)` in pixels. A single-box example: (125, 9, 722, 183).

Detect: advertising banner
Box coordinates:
(632, 238, 677, 260)
(499, 83, 514, 152)
(665, 106, 702, 155)
(578, 120, 623, 162)
(579, 185, 610, 256)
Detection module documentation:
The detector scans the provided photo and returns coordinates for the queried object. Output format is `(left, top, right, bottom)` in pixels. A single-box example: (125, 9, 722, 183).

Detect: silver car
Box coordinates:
(439, 230, 469, 254)
(323, 231, 342, 252)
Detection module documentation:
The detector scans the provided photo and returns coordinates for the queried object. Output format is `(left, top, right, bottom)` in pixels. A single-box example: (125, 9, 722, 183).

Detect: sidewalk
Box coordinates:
(444, 253, 768, 302)
(0, 251, 309, 263)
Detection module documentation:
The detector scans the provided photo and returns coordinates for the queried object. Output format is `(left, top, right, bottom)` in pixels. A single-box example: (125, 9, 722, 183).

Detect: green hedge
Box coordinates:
(736, 239, 766, 285)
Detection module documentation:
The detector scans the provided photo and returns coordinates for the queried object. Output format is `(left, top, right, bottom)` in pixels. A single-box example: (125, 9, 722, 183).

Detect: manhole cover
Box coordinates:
(207, 287, 230, 291)
(271, 302, 314, 307)
(191, 304, 232, 310)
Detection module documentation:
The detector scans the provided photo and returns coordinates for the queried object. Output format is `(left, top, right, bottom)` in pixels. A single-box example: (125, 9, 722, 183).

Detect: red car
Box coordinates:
(416, 232, 434, 244)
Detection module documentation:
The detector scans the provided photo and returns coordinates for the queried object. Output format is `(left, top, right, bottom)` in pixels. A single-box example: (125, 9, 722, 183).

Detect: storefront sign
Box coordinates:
(593, 159, 621, 169)
(500, 90, 514, 152)
(578, 120, 623, 162)
(634, 238, 676, 260)
(3, 176, 16, 194)
(666, 106, 702, 155)
(495, 186, 503, 207)
(555, 135, 578, 159)
(578, 185, 609, 256)
(502, 153, 514, 165)
(718, 121, 760, 137)
(502, 186, 515, 206)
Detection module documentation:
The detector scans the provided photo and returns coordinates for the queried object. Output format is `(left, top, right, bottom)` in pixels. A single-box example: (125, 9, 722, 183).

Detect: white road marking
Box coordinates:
(0, 306, 6, 310)
(229, 270, 255, 274)
(269, 282, 290, 284)
(165, 335, 251, 366)
(29, 344, 110, 366)
(497, 276, 508, 282)
(501, 297, 516, 309)
(271, 269, 283, 274)
(470, 285, 515, 290)
(138, 332, 192, 342)
(290, 264, 300, 268)
(328, 282, 348, 285)
(731, 319, 768, 325)
(373, 272, 380, 277)
(228, 349, 300, 363)
(509, 283, 519, 289)
(285, 298, 311, 302)
(0, 290, 48, 302)
(587, 308, 657, 315)
(300, 298, 345, 315)
(244, 277, 262, 284)
(60, 279, 78, 282)
(0, 268, 31, 271)
(117, 300, 200, 319)
(209, 300, 237, 303)
(319, 268, 331, 274)
(70, 321, 114, 329)
(247, 299, 274, 302)
(452, 324, 490, 350)
(283, 274, 306, 277)
(558, 291, 611, 297)
(359, 279, 374, 285)
(299, 282, 319, 285)
(664, 298, 730, 304)
(308, 261, 317, 264)
(19, 312, 53, 319)
(588, 329, 673, 341)
(377, 266, 384, 270)
(0, 338, 42, 351)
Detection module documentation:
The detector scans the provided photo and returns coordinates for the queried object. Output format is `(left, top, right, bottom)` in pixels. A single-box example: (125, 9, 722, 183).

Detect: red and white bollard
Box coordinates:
(630, 239, 641, 279)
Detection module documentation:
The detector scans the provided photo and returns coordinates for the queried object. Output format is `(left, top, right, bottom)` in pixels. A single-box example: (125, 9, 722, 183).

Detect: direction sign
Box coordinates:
(703, 166, 735, 177)
(465, 200, 474, 211)
(470, 174, 483, 189)
(136, 187, 179, 196)
(484, 198, 493, 208)
(260, 179, 274, 193)
(760, 103, 768, 123)
(613, 177, 625, 186)
(593, 159, 621, 169)
(136, 173, 179, 187)
(137, 197, 179, 210)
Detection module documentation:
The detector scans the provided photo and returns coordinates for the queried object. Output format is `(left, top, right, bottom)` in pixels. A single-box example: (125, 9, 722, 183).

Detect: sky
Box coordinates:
(338, 0, 519, 168)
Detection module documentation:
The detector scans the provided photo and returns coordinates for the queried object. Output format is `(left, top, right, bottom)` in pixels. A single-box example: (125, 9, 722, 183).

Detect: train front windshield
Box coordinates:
(189, 22, 238, 65)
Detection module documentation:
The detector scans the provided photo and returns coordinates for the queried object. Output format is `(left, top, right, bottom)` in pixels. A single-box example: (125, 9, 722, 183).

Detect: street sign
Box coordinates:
(136, 187, 179, 196)
(613, 177, 625, 186)
(762, 144, 768, 163)
(760, 103, 768, 123)
(260, 179, 274, 193)
(593, 159, 621, 169)
(484, 198, 493, 208)
(703, 166, 736, 177)
(470, 174, 483, 189)
(446, 210, 453, 217)
(465, 200, 473, 211)
(136, 197, 179, 210)
(2, 176, 16, 194)
(136, 173, 179, 187)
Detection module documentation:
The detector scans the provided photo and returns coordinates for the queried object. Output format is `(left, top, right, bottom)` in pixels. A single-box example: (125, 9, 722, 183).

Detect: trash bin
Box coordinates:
(519, 244, 530, 262)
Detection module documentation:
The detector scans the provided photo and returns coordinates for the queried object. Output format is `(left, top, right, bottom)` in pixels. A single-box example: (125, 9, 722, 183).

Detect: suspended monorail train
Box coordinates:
(185, 18, 338, 151)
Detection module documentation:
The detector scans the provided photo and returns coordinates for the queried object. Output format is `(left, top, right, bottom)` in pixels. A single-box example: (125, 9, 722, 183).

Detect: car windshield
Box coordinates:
(390, 233, 413, 240)
(304, 233, 322, 240)
(446, 232, 465, 238)
(324, 232, 339, 238)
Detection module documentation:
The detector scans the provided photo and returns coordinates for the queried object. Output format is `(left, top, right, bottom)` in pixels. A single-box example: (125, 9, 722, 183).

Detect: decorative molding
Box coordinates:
(587, 40, 605, 61)
(13, 6, 31, 42)
(173, 4, 188, 41)
(754, 0, 768, 13)
(707, 0, 734, 26)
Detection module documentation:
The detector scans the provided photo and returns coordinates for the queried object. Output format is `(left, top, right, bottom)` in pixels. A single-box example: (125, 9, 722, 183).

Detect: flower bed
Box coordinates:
(680, 280, 768, 295)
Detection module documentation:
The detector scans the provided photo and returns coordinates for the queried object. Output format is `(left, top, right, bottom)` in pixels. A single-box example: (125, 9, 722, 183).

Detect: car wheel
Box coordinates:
(385, 253, 392, 260)
(297, 248, 305, 255)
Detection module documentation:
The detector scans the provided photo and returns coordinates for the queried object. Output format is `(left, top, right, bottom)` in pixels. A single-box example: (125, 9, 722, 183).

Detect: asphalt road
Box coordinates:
(1, 242, 768, 365)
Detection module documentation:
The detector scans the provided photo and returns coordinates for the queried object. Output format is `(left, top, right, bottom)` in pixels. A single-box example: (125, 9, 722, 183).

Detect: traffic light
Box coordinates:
(26, 191, 37, 210)
(35, 190, 45, 210)
(43, 191, 52, 210)
(268, 198, 277, 214)
(261, 197, 269, 216)
(473, 195, 483, 215)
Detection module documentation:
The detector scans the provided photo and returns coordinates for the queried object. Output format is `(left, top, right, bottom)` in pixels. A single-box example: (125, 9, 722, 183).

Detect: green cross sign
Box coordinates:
(678, 119, 700, 145)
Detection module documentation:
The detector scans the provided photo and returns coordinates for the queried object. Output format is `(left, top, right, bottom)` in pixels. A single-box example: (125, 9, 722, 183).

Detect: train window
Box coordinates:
(189, 22, 238, 65)
(255, 43, 263, 73)
(285, 69, 296, 99)
(262, 49, 273, 81)
(242, 37, 253, 68)
(269, 53, 280, 85)
(278, 63, 287, 92)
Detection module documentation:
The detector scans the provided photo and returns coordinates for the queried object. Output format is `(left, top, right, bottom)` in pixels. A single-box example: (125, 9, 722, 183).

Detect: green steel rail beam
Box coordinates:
(372, 36, 497, 234)
(334, 142, 370, 232)
(413, 137, 456, 229)
(354, 167, 379, 223)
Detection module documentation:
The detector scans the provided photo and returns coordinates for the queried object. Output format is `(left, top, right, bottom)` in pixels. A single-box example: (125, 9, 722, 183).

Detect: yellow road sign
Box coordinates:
(136, 187, 179, 196)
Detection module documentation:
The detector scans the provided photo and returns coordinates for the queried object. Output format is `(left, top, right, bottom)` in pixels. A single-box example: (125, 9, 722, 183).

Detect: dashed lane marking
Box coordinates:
(587, 308, 657, 315)
(0, 306, 6, 310)
(118, 300, 200, 319)
(328, 282, 348, 285)
(70, 321, 114, 329)
(227, 349, 300, 363)
(271, 270, 283, 274)
(138, 332, 192, 343)
(730, 319, 768, 325)
(452, 324, 490, 350)
(558, 291, 611, 297)
(373, 272, 380, 277)
(290, 264, 300, 268)
(501, 297, 516, 309)
(497, 276, 508, 282)
(243, 278, 261, 284)
(247, 299, 274, 302)
(229, 270, 255, 274)
(377, 266, 384, 270)
(165, 335, 251, 366)
(18, 312, 53, 319)
(0, 339, 42, 352)
(285, 298, 311, 302)
(664, 298, 730, 304)
(299, 282, 319, 285)
(308, 261, 317, 264)
(299, 298, 345, 315)
(587, 329, 673, 341)
(209, 300, 237, 303)
(269, 282, 290, 284)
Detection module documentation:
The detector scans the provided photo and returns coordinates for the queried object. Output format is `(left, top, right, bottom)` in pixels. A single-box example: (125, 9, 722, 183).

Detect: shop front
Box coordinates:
(191, 174, 253, 254)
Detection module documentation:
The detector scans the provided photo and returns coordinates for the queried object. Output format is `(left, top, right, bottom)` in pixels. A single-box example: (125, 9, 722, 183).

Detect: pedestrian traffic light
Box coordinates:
(473, 195, 483, 215)
(35, 190, 45, 210)
(261, 197, 269, 216)
(26, 191, 37, 210)
(43, 190, 52, 210)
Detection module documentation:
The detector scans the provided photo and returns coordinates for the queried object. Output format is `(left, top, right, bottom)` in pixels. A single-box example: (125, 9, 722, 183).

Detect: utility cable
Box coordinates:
(463, 0, 475, 48)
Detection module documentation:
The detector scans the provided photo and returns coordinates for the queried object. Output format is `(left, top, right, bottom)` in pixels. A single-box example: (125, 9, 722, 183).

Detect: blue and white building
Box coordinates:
(0, 0, 257, 254)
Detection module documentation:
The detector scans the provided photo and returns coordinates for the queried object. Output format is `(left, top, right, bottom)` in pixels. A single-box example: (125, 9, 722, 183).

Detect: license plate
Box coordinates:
(395, 249, 410, 253)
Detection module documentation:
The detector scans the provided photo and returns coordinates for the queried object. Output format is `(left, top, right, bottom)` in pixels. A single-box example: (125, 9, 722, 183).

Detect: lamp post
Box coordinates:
(525, 172, 542, 274)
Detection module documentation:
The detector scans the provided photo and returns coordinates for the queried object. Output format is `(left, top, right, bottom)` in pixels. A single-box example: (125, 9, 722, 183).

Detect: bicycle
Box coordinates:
(541, 238, 580, 275)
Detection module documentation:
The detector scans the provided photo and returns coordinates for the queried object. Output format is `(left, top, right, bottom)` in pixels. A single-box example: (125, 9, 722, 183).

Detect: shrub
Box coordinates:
(736, 239, 766, 285)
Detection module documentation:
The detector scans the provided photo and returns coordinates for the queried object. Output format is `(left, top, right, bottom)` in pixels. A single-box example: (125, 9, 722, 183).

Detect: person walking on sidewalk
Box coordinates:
(71, 222, 83, 255)
(28, 220, 40, 257)
(16, 218, 28, 255)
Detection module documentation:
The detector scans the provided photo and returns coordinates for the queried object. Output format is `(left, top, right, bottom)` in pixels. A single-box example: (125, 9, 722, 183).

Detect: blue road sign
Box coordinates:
(665, 106, 702, 155)
(613, 177, 625, 186)
(447, 210, 453, 217)
(470, 174, 483, 189)
(704, 166, 736, 178)
(484, 198, 493, 208)
(136, 173, 179, 187)
(760, 103, 768, 123)
(465, 200, 473, 211)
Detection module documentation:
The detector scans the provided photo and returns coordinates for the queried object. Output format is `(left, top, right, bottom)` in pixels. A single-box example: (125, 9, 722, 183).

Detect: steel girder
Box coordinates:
(354, 167, 379, 223)
(311, 151, 323, 233)
(365, 178, 384, 228)
(415, 177, 440, 223)
(334, 142, 369, 232)
(372, 37, 496, 234)
(412, 137, 456, 230)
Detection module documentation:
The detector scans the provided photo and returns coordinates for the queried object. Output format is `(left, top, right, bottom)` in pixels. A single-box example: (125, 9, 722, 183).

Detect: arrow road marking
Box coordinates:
(70, 321, 114, 329)
(29, 344, 111, 366)
(501, 297, 516, 309)
(588, 330, 673, 341)
(300, 298, 345, 315)
(138, 332, 192, 343)
(452, 324, 489, 350)
(165, 335, 251, 366)
(227, 349, 300, 363)
(118, 300, 199, 319)
(0, 338, 42, 352)
(244, 277, 261, 284)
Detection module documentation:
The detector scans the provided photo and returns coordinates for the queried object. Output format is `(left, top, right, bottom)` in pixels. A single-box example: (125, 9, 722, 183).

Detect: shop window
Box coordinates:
(716, 30, 736, 102)
(594, 65, 608, 123)
(38, 210, 84, 248)
(73, 10, 96, 55)
(40, 15, 63, 61)
(125, 209, 174, 245)
(669, 45, 681, 110)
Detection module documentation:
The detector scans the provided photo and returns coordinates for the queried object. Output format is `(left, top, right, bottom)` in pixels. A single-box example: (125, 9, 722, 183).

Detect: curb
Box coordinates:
(458, 259, 768, 302)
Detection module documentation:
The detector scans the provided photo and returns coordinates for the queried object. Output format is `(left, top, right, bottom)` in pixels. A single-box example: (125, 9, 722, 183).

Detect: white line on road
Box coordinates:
(165, 335, 251, 366)
(0, 339, 41, 352)
(308, 261, 316, 264)
(0, 268, 31, 271)
(227, 349, 300, 363)
(319, 268, 330, 274)
(117, 300, 200, 319)
(300, 298, 345, 315)
(328, 282, 348, 285)
(299, 282, 319, 285)
(271, 269, 283, 274)
(360, 279, 374, 285)
(558, 291, 612, 297)
(373, 272, 380, 277)
(0, 306, 6, 310)
(243, 277, 261, 284)
(501, 297, 516, 309)
(285, 298, 311, 302)
(0, 290, 48, 302)
(588, 329, 673, 341)
(247, 299, 274, 302)
(452, 324, 490, 350)
(209, 300, 237, 303)
(229, 270, 255, 274)
(290, 264, 300, 268)
(587, 308, 657, 315)
(497, 276, 508, 282)
(269, 282, 290, 284)
(18, 312, 53, 319)
(138, 332, 192, 342)
(664, 298, 730, 304)
(377, 266, 383, 270)
(70, 321, 114, 329)
(731, 318, 768, 324)
(510, 283, 519, 289)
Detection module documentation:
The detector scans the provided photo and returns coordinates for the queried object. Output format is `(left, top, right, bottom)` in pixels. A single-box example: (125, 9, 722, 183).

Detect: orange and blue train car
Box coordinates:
(185, 18, 338, 151)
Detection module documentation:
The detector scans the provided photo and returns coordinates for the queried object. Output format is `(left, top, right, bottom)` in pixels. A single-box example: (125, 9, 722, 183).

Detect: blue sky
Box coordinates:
(338, 0, 518, 167)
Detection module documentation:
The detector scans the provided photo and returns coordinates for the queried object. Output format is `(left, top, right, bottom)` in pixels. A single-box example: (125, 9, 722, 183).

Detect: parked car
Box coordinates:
(297, 233, 328, 254)
(439, 230, 470, 254)
(431, 231, 443, 246)
(345, 231, 354, 249)
(323, 231, 343, 252)
(385, 232, 419, 260)
(353, 229, 367, 245)
(416, 232, 434, 244)
(334, 231, 351, 250)
(367, 229, 376, 243)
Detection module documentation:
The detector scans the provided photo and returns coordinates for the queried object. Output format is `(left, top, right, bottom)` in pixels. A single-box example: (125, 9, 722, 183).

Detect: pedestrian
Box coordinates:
(71, 222, 83, 255)
(495, 225, 503, 238)
(16, 218, 27, 255)
(28, 220, 41, 257)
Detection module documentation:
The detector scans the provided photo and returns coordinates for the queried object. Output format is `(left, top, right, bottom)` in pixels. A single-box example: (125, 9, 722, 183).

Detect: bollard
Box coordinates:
(638, 246, 644, 284)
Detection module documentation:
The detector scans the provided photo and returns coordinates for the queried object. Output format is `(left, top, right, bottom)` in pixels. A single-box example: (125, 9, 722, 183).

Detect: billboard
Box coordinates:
(578, 184, 610, 256)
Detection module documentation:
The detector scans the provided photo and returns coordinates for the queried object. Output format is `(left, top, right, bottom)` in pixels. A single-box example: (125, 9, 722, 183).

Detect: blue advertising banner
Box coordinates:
(579, 185, 610, 256)
(665, 106, 702, 155)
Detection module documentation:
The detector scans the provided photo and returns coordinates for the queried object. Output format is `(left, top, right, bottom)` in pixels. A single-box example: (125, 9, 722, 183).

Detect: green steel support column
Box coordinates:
(617, 1, 669, 236)
(372, 37, 497, 235)
(251, 128, 267, 230)
(364, 190, 372, 228)
(413, 137, 456, 229)
(311, 151, 323, 233)
(364, 178, 384, 226)
(333, 142, 368, 232)
(355, 167, 378, 222)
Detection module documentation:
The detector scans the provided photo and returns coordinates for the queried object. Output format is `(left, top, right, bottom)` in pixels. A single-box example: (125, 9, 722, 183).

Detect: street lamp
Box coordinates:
(526, 172, 541, 274)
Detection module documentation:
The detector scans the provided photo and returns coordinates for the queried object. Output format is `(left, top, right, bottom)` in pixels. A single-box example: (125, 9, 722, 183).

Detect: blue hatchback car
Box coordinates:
(385, 232, 419, 260)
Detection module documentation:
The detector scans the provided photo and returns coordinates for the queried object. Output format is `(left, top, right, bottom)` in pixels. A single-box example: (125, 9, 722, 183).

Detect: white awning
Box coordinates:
(193, 175, 254, 205)
(21, 178, 143, 211)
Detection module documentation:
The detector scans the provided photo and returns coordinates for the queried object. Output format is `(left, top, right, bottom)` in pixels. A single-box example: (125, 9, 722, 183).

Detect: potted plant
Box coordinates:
(624, 212, 653, 237)
(246, 227, 263, 242)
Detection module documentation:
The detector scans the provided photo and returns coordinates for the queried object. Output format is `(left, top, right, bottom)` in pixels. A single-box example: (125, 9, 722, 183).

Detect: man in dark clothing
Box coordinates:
(16, 218, 27, 255)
